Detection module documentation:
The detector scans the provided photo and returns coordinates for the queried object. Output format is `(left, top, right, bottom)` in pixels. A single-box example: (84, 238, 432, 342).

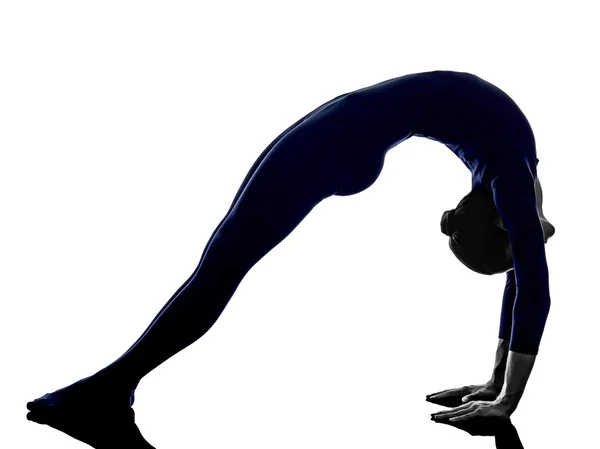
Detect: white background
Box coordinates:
(2, 1, 598, 448)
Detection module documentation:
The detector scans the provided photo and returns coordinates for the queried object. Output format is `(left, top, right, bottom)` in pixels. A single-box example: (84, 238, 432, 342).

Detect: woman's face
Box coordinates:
(444, 184, 555, 275)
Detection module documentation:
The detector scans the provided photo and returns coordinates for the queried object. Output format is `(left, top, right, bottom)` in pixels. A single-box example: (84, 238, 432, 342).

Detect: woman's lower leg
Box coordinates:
(91, 128, 295, 391)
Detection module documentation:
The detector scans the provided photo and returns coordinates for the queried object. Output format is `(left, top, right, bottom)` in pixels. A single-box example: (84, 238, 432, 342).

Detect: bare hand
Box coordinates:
(425, 381, 499, 407)
(431, 400, 511, 436)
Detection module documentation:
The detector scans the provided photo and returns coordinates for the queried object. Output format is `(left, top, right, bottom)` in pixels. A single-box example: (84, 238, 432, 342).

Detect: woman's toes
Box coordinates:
(27, 399, 45, 411)
(26, 411, 47, 424)
(27, 395, 53, 410)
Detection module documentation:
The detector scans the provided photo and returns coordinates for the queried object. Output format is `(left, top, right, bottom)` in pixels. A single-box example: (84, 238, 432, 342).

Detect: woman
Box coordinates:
(26, 71, 555, 448)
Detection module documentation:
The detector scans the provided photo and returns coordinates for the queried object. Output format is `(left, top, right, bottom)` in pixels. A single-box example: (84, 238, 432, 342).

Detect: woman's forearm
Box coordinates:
(496, 350, 537, 416)
(490, 338, 510, 389)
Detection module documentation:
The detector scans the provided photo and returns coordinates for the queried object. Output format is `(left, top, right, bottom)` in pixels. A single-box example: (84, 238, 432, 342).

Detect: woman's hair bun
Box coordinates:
(441, 209, 457, 236)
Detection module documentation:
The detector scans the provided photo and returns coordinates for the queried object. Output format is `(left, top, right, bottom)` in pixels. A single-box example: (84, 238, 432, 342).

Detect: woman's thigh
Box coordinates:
(214, 119, 346, 273)
(306, 93, 388, 197)
(130, 93, 353, 330)
(223, 91, 351, 213)
(185, 92, 351, 281)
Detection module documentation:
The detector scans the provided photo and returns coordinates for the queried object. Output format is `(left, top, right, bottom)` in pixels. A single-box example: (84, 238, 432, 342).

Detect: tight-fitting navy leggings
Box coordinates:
(94, 91, 391, 394)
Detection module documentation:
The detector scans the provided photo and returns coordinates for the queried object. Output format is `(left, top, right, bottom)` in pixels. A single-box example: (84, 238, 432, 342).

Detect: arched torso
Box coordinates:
(312, 71, 539, 196)
(255, 71, 547, 356)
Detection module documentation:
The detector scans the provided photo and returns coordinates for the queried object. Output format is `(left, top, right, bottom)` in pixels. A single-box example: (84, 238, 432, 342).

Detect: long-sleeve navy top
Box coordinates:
(352, 71, 551, 355)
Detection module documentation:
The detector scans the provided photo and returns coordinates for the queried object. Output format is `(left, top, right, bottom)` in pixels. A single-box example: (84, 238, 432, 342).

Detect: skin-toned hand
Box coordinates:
(426, 381, 499, 407)
(431, 400, 511, 436)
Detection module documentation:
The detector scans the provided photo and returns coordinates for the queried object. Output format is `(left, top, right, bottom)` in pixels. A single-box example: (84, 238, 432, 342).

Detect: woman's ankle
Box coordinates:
(89, 366, 140, 397)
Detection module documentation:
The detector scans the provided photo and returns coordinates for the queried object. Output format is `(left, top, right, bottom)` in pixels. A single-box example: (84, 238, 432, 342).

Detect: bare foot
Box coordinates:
(27, 374, 136, 408)
(26, 377, 153, 448)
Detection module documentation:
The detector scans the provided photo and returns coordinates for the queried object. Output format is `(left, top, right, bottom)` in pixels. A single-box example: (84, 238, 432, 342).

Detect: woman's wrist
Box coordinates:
(496, 350, 537, 416)
(489, 376, 504, 391)
(494, 392, 519, 416)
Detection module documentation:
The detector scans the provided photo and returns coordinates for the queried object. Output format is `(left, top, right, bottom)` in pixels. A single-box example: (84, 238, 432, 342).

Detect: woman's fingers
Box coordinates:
(426, 394, 465, 408)
(462, 393, 477, 402)
(427, 386, 472, 399)
(450, 410, 480, 422)
(426, 389, 452, 399)
(464, 391, 493, 402)
(432, 402, 476, 419)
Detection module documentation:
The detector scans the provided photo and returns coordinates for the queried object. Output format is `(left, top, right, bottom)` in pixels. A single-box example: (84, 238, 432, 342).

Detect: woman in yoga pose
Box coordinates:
(26, 70, 555, 448)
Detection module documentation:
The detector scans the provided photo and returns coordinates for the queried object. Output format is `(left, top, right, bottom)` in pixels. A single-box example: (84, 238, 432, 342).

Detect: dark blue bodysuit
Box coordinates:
(101, 71, 549, 384)
(24, 72, 550, 448)
(327, 70, 550, 355)
(221, 70, 549, 355)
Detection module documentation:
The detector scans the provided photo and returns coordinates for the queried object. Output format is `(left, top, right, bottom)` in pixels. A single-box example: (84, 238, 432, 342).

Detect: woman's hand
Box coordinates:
(430, 400, 511, 436)
(426, 381, 500, 407)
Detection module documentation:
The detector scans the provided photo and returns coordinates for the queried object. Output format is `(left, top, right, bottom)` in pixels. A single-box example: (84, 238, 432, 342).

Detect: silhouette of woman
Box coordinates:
(26, 71, 554, 448)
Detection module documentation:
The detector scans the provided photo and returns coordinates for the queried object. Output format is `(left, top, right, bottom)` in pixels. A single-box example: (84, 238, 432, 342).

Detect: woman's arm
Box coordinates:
(490, 170, 551, 355)
(489, 169, 551, 413)
(490, 338, 510, 389)
(492, 270, 517, 387)
(496, 350, 536, 415)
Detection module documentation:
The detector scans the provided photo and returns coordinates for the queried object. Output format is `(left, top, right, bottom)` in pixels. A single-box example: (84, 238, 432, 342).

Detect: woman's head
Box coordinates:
(440, 186, 513, 275)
